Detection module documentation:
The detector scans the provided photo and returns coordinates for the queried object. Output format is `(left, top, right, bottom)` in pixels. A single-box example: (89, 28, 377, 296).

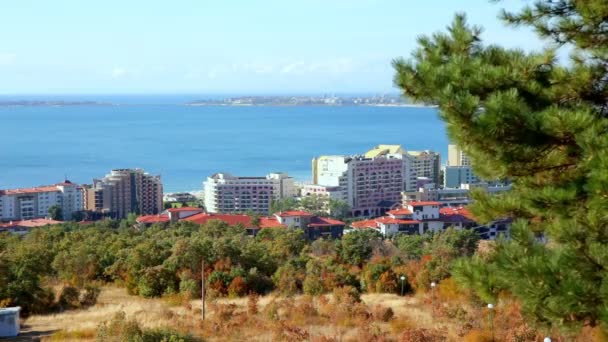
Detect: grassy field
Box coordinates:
(20, 286, 463, 341)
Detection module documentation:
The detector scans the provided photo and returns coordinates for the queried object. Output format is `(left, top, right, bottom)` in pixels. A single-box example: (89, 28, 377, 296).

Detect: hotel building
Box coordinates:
(0, 180, 83, 221)
(407, 150, 441, 185)
(83, 168, 163, 219)
(312, 145, 417, 217)
(203, 172, 296, 214)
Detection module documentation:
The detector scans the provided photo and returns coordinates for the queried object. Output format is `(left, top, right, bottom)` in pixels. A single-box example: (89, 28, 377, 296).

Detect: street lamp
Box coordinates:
(430, 282, 437, 317)
(487, 303, 494, 342)
(400, 276, 406, 296)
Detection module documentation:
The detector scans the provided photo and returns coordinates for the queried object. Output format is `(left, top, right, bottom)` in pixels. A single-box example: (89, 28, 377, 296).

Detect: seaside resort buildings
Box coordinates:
(2, 145, 509, 240)
(82, 168, 163, 219)
(204, 172, 296, 214)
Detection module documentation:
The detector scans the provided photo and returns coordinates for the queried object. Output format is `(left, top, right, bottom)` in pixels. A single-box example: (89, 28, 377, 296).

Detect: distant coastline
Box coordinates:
(0, 100, 109, 107)
(185, 95, 436, 108)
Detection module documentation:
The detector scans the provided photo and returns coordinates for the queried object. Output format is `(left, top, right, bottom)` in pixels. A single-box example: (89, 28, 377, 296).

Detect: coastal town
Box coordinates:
(0, 143, 511, 240)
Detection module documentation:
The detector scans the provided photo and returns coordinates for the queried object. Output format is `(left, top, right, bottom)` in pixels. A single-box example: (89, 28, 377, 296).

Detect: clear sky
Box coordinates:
(0, 0, 547, 94)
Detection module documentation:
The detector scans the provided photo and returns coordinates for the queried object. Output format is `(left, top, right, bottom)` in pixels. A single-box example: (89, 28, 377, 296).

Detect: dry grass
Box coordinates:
(24, 286, 476, 341)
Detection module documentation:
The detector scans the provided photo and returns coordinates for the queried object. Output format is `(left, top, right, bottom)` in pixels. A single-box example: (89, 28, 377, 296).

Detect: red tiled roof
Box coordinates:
(259, 216, 287, 229)
(351, 219, 379, 229)
(307, 216, 345, 227)
(387, 208, 413, 215)
(136, 214, 170, 224)
(183, 213, 253, 226)
(439, 207, 477, 223)
(166, 207, 202, 213)
(407, 201, 441, 206)
(0, 218, 63, 229)
(3, 185, 60, 195)
(374, 216, 419, 225)
(275, 210, 314, 217)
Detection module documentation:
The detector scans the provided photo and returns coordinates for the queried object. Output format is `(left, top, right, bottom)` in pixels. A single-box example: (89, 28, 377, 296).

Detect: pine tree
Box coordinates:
(393, 0, 608, 334)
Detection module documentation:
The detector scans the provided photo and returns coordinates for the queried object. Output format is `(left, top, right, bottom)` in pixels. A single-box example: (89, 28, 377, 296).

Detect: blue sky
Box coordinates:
(0, 0, 547, 94)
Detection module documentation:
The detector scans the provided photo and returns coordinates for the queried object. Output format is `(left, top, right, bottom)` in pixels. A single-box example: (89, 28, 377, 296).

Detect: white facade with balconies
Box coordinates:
(204, 172, 296, 214)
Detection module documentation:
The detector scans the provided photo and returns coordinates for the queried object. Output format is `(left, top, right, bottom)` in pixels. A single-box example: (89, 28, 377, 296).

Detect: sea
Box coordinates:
(0, 95, 448, 193)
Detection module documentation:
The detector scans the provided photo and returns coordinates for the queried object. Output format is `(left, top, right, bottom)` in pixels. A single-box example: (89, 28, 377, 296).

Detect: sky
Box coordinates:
(0, 0, 549, 94)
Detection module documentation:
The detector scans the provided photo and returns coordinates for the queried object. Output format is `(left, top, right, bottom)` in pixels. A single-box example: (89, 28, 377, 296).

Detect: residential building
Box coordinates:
(407, 150, 441, 185)
(443, 165, 479, 188)
(136, 208, 345, 239)
(163, 192, 197, 203)
(447, 144, 471, 166)
(84, 168, 163, 219)
(274, 210, 345, 239)
(403, 183, 512, 207)
(299, 184, 346, 201)
(203, 172, 296, 214)
(0, 218, 63, 235)
(312, 145, 416, 217)
(0, 180, 83, 221)
(349, 203, 510, 240)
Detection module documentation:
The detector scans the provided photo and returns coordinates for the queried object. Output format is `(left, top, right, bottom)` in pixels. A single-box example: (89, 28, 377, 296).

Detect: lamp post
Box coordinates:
(400, 276, 406, 296)
(487, 303, 494, 342)
(430, 281, 437, 318)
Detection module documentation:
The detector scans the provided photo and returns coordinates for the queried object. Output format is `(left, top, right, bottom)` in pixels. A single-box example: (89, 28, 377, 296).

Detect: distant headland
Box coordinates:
(186, 95, 435, 107)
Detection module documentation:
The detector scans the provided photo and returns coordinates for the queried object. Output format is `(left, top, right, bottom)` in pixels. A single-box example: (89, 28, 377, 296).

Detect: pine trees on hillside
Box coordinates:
(393, 0, 608, 334)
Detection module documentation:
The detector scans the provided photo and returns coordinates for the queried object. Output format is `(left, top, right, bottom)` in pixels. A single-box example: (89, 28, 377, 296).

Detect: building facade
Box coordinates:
(84, 169, 163, 219)
(0, 181, 83, 221)
(403, 183, 512, 207)
(312, 145, 416, 217)
(443, 165, 480, 188)
(407, 150, 441, 185)
(203, 172, 296, 214)
(447, 144, 471, 166)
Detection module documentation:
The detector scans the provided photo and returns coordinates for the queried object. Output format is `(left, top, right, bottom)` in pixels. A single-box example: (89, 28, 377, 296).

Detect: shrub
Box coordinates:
(80, 284, 101, 307)
(371, 305, 394, 322)
(303, 275, 325, 295)
(398, 328, 446, 342)
(58, 286, 80, 310)
(227, 276, 247, 297)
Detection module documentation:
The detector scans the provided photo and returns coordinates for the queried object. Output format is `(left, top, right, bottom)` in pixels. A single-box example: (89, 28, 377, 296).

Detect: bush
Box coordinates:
(96, 311, 202, 342)
(227, 276, 247, 297)
(303, 275, 325, 295)
(371, 305, 394, 322)
(80, 284, 101, 307)
(58, 286, 80, 310)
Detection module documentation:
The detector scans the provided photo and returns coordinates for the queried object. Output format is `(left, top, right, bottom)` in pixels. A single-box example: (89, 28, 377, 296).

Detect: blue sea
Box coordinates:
(0, 95, 448, 192)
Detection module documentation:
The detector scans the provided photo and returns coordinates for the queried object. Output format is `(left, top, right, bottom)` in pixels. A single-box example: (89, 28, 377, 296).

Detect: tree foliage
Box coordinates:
(393, 0, 608, 333)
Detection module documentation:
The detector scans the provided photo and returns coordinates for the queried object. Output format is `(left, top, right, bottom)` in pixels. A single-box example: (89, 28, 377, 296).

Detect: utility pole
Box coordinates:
(201, 258, 206, 320)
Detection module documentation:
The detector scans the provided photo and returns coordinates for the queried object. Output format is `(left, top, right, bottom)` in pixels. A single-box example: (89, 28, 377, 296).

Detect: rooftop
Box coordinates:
(275, 210, 314, 217)
(0, 218, 63, 229)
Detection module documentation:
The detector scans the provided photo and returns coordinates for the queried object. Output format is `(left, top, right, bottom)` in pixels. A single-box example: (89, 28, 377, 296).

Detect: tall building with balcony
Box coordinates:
(84, 169, 163, 219)
(204, 172, 296, 214)
(447, 144, 471, 166)
(407, 150, 441, 185)
(0, 180, 83, 221)
(312, 145, 416, 217)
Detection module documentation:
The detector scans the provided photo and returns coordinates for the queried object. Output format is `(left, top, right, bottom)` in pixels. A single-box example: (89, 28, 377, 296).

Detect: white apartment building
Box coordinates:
(204, 172, 296, 214)
(0, 180, 83, 221)
(407, 150, 441, 185)
(312, 145, 417, 217)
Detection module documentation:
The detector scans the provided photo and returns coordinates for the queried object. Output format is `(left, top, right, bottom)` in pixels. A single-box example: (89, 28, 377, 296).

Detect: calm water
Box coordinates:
(0, 96, 448, 192)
